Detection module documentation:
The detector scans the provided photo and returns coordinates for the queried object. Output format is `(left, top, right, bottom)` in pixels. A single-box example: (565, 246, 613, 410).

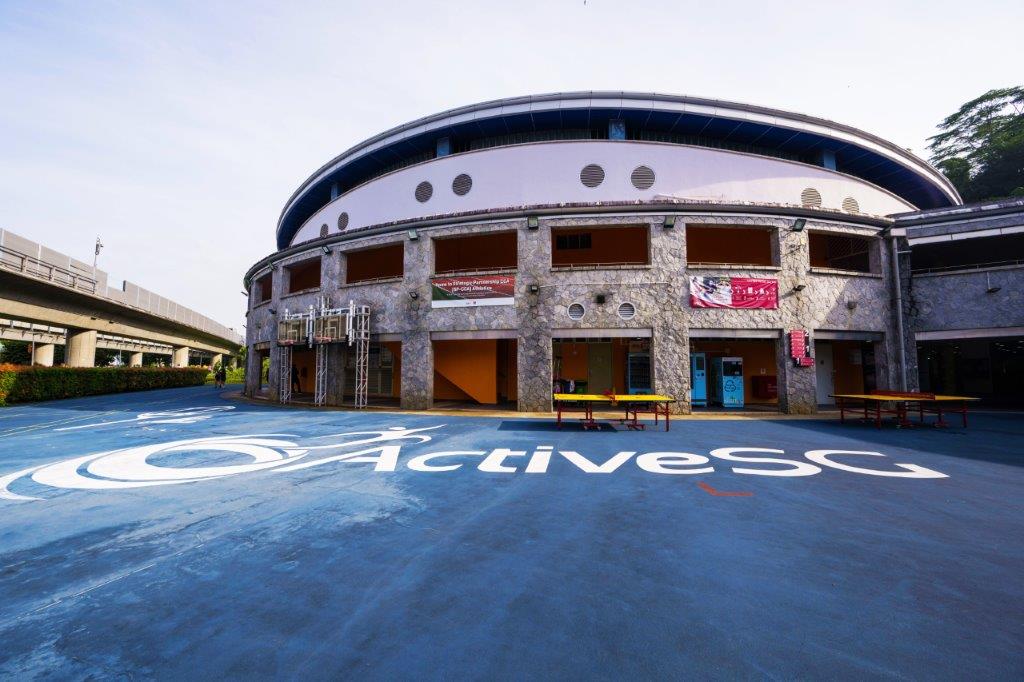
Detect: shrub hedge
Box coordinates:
(0, 365, 210, 406)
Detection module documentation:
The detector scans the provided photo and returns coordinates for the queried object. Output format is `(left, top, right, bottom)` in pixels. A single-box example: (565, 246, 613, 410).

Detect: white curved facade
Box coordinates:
(291, 142, 916, 245)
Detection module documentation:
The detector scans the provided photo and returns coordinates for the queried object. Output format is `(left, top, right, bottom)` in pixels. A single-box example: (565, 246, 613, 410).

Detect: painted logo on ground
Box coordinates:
(0, 425, 949, 502)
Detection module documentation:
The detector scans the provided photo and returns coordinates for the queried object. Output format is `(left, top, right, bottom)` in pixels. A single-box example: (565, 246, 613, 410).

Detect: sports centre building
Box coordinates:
(243, 91, 1021, 412)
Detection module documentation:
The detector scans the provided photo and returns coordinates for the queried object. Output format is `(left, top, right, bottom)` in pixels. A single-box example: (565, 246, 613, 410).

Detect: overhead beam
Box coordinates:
(1, 270, 238, 355)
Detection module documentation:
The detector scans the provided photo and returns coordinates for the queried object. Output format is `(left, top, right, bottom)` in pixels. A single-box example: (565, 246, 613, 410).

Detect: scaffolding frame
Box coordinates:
(350, 301, 371, 409)
(276, 297, 371, 409)
(278, 344, 292, 404)
(314, 343, 328, 406)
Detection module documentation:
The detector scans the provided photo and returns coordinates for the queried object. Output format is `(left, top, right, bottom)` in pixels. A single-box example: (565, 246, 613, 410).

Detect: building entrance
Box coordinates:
(431, 338, 517, 407)
(689, 338, 779, 410)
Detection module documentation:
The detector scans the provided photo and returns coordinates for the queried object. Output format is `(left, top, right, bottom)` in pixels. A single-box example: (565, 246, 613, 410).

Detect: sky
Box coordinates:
(1, 0, 1022, 333)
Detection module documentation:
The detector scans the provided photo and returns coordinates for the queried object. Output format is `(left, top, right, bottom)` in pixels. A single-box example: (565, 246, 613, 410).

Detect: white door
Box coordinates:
(815, 342, 835, 405)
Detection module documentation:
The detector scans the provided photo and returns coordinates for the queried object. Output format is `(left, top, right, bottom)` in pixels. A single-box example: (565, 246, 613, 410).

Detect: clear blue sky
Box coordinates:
(1, 0, 1021, 331)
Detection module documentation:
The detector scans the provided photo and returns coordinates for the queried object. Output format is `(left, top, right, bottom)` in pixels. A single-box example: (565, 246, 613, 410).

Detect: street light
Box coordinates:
(93, 236, 104, 269)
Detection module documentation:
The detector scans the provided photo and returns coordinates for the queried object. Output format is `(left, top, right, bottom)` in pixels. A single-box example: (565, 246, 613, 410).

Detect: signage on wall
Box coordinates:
(431, 275, 515, 308)
(789, 329, 815, 367)
(689, 276, 778, 309)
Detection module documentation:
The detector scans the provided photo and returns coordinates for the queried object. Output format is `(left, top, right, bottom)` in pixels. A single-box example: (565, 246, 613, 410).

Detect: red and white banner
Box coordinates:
(689, 276, 778, 309)
(431, 275, 516, 308)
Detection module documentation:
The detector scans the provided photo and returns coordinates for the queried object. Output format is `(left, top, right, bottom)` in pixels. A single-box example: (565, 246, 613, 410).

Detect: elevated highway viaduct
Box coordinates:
(1, 228, 242, 367)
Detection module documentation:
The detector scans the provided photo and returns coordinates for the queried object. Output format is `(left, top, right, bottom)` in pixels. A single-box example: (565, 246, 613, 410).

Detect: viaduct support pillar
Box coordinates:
(32, 343, 55, 367)
(129, 352, 144, 367)
(64, 328, 97, 367)
(172, 346, 190, 368)
(211, 353, 223, 369)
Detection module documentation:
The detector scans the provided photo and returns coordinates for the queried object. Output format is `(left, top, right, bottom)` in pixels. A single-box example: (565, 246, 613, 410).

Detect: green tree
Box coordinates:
(928, 87, 1024, 202)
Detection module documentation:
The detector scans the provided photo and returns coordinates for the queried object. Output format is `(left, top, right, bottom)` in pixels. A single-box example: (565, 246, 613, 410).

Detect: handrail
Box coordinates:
(911, 259, 1024, 275)
(0, 244, 98, 294)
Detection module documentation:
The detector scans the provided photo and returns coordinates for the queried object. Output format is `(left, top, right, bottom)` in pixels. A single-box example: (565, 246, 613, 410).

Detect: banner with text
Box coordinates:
(689, 276, 778, 309)
(431, 274, 516, 308)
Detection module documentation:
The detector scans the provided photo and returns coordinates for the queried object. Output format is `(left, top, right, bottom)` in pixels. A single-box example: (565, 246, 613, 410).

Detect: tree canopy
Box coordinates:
(928, 87, 1024, 203)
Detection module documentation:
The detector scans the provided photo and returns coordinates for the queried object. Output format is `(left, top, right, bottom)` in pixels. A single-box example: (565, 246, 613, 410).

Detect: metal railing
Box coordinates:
(0, 244, 99, 294)
(911, 258, 1024, 275)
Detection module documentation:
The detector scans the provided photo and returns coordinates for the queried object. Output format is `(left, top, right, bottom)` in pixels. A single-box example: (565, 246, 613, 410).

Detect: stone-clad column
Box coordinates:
(327, 345, 347, 406)
(516, 219, 554, 412)
(129, 351, 143, 367)
(400, 232, 432, 409)
(653, 217, 689, 413)
(775, 225, 817, 414)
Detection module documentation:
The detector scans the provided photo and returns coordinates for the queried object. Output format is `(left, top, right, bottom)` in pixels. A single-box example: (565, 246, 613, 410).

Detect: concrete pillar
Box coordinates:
(64, 328, 97, 367)
(32, 343, 55, 367)
(129, 352, 143, 367)
(172, 346, 190, 368)
(211, 353, 223, 369)
(228, 356, 237, 369)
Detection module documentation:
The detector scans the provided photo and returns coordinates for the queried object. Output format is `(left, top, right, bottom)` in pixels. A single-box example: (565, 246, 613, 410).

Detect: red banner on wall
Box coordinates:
(689, 276, 778, 309)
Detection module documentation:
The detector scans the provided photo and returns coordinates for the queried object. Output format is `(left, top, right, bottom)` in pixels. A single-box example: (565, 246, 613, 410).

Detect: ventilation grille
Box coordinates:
(801, 187, 822, 208)
(842, 197, 860, 213)
(319, 224, 328, 238)
(415, 181, 433, 203)
(630, 166, 655, 190)
(337, 212, 349, 230)
(580, 164, 605, 188)
(617, 302, 636, 320)
(567, 303, 585, 321)
(452, 173, 472, 196)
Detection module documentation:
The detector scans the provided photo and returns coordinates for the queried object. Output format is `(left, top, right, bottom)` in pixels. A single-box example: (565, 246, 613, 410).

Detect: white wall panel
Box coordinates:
(291, 141, 915, 246)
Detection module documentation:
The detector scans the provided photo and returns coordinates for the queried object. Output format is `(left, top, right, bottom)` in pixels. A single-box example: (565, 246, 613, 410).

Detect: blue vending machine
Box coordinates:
(690, 352, 707, 406)
(710, 356, 744, 408)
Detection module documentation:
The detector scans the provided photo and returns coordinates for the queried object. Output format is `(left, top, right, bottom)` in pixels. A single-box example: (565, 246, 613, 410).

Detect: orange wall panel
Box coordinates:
(433, 340, 497, 404)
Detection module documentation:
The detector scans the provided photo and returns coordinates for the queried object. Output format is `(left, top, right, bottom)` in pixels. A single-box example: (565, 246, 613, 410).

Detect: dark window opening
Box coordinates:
(255, 272, 273, 304)
(346, 243, 404, 284)
(911, 233, 1024, 274)
(809, 233, 873, 273)
(555, 233, 593, 250)
(686, 226, 774, 266)
(286, 258, 321, 294)
(551, 226, 649, 267)
(434, 232, 517, 274)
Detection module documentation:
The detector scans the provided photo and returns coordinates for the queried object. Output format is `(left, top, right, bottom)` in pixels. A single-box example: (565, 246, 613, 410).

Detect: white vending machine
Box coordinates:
(710, 356, 744, 408)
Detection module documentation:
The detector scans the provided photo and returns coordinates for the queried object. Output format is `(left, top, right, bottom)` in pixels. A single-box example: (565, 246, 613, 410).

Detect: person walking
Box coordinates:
(215, 366, 226, 388)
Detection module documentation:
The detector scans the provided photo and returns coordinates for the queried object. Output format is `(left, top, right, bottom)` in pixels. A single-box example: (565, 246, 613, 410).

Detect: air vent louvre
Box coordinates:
(617, 302, 637, 320)
(801, 187, 822, 208)
(415, 181, 433, 203)
(630, 166, 655, 190)
(580, 164, 605, 188)
(567, 303, 586, 321)
(452, 173, 472, 196)
(319, 224, 328, 238)
(842, 197, 860, 213)
(337, 212, 349, 230)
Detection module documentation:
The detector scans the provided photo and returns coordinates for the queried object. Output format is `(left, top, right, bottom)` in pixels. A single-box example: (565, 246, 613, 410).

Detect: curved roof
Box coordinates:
(276, 91, 960, 249)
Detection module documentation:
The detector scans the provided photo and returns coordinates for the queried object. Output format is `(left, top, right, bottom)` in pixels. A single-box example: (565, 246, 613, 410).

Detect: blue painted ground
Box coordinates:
(0, 386, 1022, 680)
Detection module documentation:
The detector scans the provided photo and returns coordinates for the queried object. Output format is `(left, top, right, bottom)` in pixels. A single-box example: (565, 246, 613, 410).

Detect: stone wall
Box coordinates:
(245, 212, 899, 413)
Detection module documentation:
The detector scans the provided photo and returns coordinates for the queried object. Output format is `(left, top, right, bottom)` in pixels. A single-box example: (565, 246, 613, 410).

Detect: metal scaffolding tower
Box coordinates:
(314, 343, 328, 406)
(278, 344, 292, 404)
(276, 297, 371, 408)
(349, 301, 371, 409)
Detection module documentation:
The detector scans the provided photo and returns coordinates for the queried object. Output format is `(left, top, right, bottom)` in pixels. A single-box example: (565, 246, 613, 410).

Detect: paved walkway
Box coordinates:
(1, 386, 1021, 679)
